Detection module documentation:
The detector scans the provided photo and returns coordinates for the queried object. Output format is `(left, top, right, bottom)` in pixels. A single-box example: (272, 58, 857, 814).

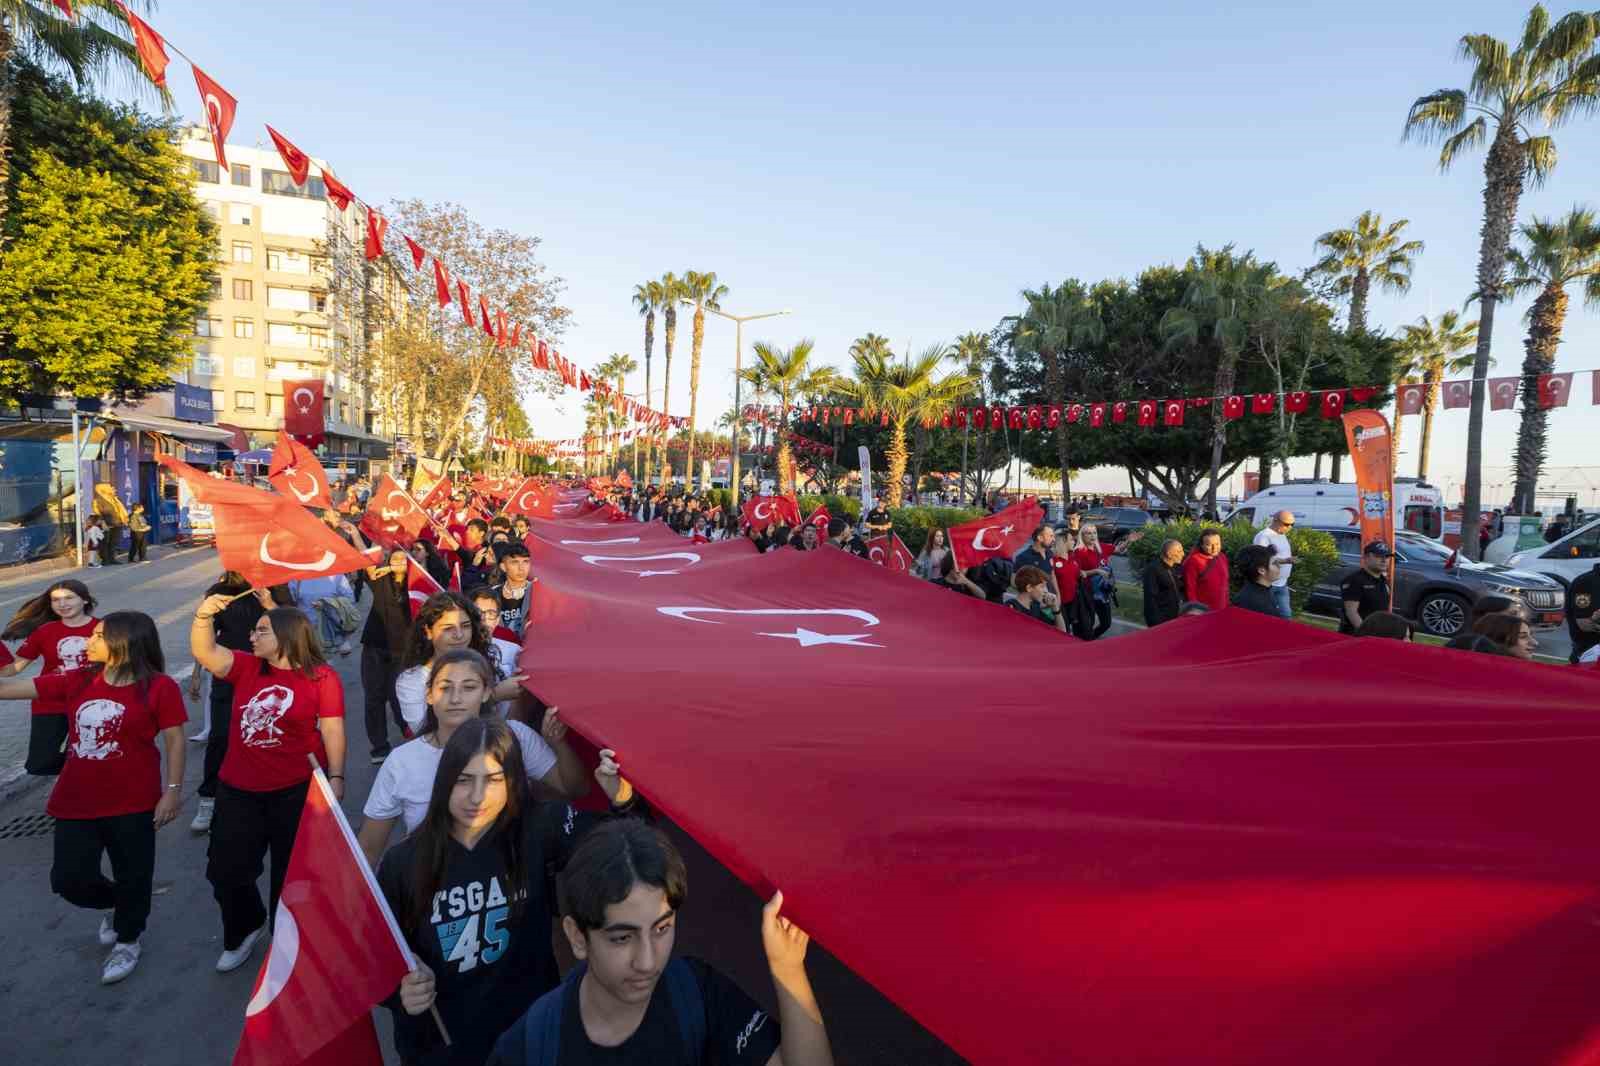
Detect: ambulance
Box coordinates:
(1228, 477, 1445, 539)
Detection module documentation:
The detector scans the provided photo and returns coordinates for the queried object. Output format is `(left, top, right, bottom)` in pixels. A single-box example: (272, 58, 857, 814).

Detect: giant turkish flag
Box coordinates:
(516, 510, 1600, 1066)
(267, 429, 332, 510)
(947, 497, 1043, 568)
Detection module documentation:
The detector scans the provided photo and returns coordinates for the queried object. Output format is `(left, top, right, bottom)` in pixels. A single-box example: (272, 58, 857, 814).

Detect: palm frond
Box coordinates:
(1404, 89, 1470, 140)
(1461, 33, 1517, 99)
(1531, 10, 1598, 73)
(1524, 135, 1559, 184)
(1437, 117, 1489, 169)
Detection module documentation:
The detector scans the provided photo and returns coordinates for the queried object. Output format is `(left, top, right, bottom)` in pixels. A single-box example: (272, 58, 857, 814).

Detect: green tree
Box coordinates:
(0, 62, 214, 404)
(843, 343, 974, 508)
(1404, 4, 1600, 555)
(681, 270, 728, 490)
(656, 271, 685, 484)
(632, 279, 663, 480)
(741, 339, 833, 495)
(1503, 207, 1600, 510)
(1397, 311, 1479, 480)
(1007, 280, 1104, 502)
(849, 333, 892, 361)
(1310, 211, 1424, 333)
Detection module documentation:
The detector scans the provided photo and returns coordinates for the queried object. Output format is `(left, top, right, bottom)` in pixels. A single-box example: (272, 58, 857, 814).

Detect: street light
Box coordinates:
(686, 302, 791, 507)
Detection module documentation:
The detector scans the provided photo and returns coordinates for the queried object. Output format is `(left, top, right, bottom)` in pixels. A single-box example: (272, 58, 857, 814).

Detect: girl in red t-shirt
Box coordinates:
(1, 579, 99, 776)
(0, 611, 186, 985)
(1071, 527, 1117, 639)
(191, 591, 347, 974)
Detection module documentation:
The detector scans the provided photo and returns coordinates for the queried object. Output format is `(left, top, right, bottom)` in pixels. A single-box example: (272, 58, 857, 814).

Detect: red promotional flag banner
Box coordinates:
(1223, 395, 1246, 420)
(1136, 400, 1156, 427)
(479, 295, 495, 337)
(1113, 401, 1129, 424)
(1319, 390, 1346, 419)
(115, 2, 169, 87)
(267, 430, 332, 510)
(1442, 379, 1473, 410)
(947, 497, 1044, 568)
(321, 169, 353, 212)
(1397, 382, 1425, 415)
(191, 65, 237, 171)
(156, 455, 372, 586)
(265, 125, 310, 186)
(1538, 372, 1574, 409)
(866, 533, 916, 572)
(283, 380, 325, 449)
(1251, 393, 1276, 415)
(1162, 398, 1185, 426)
(402, 234, 426, 271)
(1284, 391, 1310, 414)
(231, 770, 412, 1066)
(363, 209, 387, 261)
(1489, 377, 1519, 411)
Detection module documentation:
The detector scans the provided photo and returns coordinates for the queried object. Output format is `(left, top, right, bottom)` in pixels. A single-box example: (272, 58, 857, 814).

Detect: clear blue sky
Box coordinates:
(145, 0, 1600, 504)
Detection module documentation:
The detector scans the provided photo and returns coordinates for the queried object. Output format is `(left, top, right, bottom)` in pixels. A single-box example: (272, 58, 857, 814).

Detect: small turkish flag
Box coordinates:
(989, 406, 1005, 431)
(1113, 402, 1129, 424)
(954, 408, 969, 428)
(949, 498, 1044, 569)
(191, 65, 237, 171)
(115, 2, 169, 87)
(973, 408, 988, 430)
(1067, 404, 1083, 424)
(867, 534, 917, 573)
(419, 476, 453, 512)
(479, 296, 496, 338)
(363, 209, 387, 261)
(321, 169, 353, 212)
(1251, 393, 1276, 415)
(1136, 401, 1156, 427)
(502, 478, 549, 518)
(741, 494, 802, 530)
(532, 340, 550, 371)
(265, 126, 310, 186)
(1089, 404, 1106, 427)
(360, 475, 431, 548)
(1027, 406, 1042, 430)
(1319, 390, 1346, 419)
(1351, 386, 1378, 403)
(402, 234, 426, 271)
(1396, 383, 1425, 415)
(1046, 405, 1061, 428)
(1163, 399, 1185, 426)
(1488, 377, 1518, 411)
(267, 430, 332, 510)
(283, 379, 325, 449)
(457, 281, 475, 327)
(1285, 391, 1310, 414)
(1538, 372, 1574, 408)
(1442, 380, 1473, 410)
(230, 771, 412, 1066)
(806, 506, 832, 530)
(941, 410, 953, 429)
(431, 259, 451, 307)
(1223, 395, 1246, 420)
(157, 455, 372, 587)
(404, 558, 447, 617)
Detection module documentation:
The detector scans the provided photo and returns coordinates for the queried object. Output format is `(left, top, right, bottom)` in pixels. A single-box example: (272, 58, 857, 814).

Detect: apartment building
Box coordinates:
(177, 128, 399, 471)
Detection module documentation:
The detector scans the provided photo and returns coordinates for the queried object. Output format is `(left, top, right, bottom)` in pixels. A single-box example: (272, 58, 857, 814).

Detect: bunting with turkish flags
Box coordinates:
(1251, 393, 1276, 415)
(321, 169, 353, 212)
(402, 235, 426, 271)
(191, 65, 236, 170)
(1538, 372, 1574, 409)
(115, 2, 169, 87)
(265, 125, 310, 186)
(1089, 404, 1106, 428)
(1136, 400, 1156, 427)
(363, 209, 388, 261)
(282, 380, 325, 449)
(267, 430, 332, 510)
(948, 497, 1044, 569)
(157, 455, 372, 586)
(1319, 390, 1346, 420)
(1113, 401, 1129, 424)
(1284, 391, 1310, 414)
(1397, 383, 1425, 416)
(1489, 378, 1519, 411)
(865, 533, 916, 572)
(1223, 395, 1246, 420)
(1443, 380, 1473, 410)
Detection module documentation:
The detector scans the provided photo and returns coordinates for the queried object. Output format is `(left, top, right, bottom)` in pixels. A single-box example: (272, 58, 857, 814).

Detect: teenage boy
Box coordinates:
(494, 544, 533, 638)
(493, 820, 833, 1066)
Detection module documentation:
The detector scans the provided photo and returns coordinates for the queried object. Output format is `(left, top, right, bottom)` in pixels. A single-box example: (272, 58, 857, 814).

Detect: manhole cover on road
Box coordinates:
(0, 813, 54, 839)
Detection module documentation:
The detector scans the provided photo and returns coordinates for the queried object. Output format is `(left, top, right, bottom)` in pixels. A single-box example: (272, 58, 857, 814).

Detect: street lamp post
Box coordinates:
(692, 304, 790, 509)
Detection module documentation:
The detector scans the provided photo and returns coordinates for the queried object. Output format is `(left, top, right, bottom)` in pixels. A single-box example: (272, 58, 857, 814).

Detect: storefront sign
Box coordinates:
(173, 382, 214, 423)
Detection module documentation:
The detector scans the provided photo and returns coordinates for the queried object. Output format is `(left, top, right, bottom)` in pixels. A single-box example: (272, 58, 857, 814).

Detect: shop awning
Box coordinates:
(106, 411, 235, 444)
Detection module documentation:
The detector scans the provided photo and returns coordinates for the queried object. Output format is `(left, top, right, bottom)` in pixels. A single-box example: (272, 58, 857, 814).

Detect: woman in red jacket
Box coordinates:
(1071, 526, 1117, 639)
(1183, 529, 1231, 611)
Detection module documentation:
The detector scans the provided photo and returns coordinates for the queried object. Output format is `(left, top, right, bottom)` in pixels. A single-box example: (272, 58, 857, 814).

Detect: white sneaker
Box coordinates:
(188, 729, 210, 743)
(216, 926, 263, 973)
(101, 940, 140, 984)
(98, 915, 116, 946)
(190, 798, 214, 834)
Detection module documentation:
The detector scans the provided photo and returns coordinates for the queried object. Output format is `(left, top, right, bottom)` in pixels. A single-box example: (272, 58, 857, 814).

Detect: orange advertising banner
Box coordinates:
(1341, 409, 1396, 604)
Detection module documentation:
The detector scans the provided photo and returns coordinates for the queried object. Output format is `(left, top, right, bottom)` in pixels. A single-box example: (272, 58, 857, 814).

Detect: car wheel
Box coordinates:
(1417, 592, 1470, 637)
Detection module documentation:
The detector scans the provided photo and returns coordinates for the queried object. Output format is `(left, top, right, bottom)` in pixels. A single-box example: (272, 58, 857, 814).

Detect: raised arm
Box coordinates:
(190, 594, 239, 678)
(0, 676, 39, 701)
(763, 891, 834, 1066)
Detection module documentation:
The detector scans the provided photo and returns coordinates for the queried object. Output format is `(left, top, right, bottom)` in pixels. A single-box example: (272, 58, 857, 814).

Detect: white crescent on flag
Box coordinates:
(970, 524, 1012, 552)
(259, 534, 335, 572)
(282, 467, 320, 504)
(245, 901, 299, 1017)
(581, 552, 701, 576)
(559, 537, 641, 546)
(753, 502, 773, 521)
(656, 607, 884, 648)
(869, 545, 886, 564)
(292, 387, 315, 414)
(1166, 401, 1182, 419)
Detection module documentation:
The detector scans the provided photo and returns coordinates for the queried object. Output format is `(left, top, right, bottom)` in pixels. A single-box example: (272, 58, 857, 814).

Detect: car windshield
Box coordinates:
(1397, 533, 1483, 569)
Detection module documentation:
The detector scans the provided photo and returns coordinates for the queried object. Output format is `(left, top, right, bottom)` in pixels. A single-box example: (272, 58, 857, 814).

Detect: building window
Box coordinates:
(232, 278, 253, 300)
(233, 317, 254, 339)
(193, 354, 222, 377)
(191, 158, 220, 183)
(200, 200, 221, 220)
(231, 241, 253, 264)
(193, 316, 223, 337)
(340, 401, 350, 423)
(266, 322, 308, 348)
(266, 286, 312, 311)
(207, 277, 223, 299)
(211, 390, 226, 410)
(267, 393, 283, 415)
(308, 327, 330, 350)
(261, 169, 328, 201)
(235, 391, 257, 412)
(229, 202, 252, 226)
(265, 249, 312, 274)
(311, 291, 328, 313)
(230, 163, 251, 187)
(233, 357, 257, 378)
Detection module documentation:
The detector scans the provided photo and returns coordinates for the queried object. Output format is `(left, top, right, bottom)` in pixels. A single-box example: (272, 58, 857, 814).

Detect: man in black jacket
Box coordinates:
(1143, 538, 1185, 627)
(1564, 560, 1600, 664)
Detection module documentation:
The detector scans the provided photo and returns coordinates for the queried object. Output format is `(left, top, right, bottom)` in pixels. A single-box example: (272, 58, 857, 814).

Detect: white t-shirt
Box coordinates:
(1579, 644, 1600, 665)
(395, 638, 524, 731)
(362, 719, 557, 833)
(1253, 527, 1293, 587)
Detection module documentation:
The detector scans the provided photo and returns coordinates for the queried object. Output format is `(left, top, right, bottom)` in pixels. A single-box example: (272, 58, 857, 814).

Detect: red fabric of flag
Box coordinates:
(1223, 395, 1245, 420)
(54, 0, 74, 17)
(363, 209, 387, 261)
(805, 506, 831, 531)
(402, 235, 426, 271)
(1162, 399, 1185, 426)
(359, 475, 430, 548)
(1284, 391, 1310, 414)
(479, 296, 495, 337)
(191, 65, 237, 170)
(1067, 404, 1083, 424)
(1251, 393, 1276, 415)
(231, 772, 411, 1066)
(267, 430, 332, 510)
(1113, 401, 1129, 424)
(156, 455, 371, 586)
(1046, 405, 1061, 428)
(115, 2, 169, 87)
(740, 494, 802, 530)
(1351, 386, 1378, 403)
(1319, 390, 1346, 419)
(321, 169, 353, 212)
(1489, 377, 1518, 411)
(1538, 372, 1574, 409)
(1397, 383, 1425, 415)
(1089, 403, 1105, 427)
(431, 259, 451, 307)
(283, 379, 325, 449)
(457, 281, 474, 327)
(866, 533, 916, 573)
(1443, 380, 1473, 410)
(1137, 400, 1157, 427)
(265, 125, 310, 186)
(948, 497, 1044, 568)
(502, 478, 549, 518)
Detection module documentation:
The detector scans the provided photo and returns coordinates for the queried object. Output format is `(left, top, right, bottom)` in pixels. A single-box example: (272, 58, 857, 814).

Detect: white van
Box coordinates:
(1504, 516, 1600, 587)
(1229, 478, 1445, 538)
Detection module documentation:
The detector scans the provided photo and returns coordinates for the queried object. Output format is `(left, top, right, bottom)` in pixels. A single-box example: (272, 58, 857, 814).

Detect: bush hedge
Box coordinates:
(890, 506, 984, 555)
(1122, 517, 1340, 613)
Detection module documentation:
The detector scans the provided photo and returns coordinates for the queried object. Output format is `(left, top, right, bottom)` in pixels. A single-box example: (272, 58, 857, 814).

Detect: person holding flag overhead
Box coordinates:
(360, 540, 417, 764)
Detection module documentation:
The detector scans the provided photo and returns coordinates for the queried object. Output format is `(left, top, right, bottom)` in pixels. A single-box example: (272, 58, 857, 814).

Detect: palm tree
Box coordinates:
(655, 272, 685, 485)
(948, 333, 991, 504)
(741, 339, 833, 495)
(843, 344, 974, 508)
(1398, 311, 1480, 480)
(849, 333, 893, 362)
(1160, 245, 1278, 513)
(1310, 211, 1425, 333)
(680, 270, 729, 491)
(594, 352, 638, 474)
(1502, 207, 1600, 511)
(632, 280, 662, 482)
(1404, 5, 1600, 555)
(1009, 281, 1104, 503)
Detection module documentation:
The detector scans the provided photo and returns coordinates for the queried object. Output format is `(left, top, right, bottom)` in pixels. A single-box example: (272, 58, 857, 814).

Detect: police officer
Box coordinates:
(1340, 541, 1393, 634)
(1563, 560, 1600, 664)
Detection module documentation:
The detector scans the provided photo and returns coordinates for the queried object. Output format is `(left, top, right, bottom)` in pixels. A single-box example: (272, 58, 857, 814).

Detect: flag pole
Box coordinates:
(304, 755, 452, 1047)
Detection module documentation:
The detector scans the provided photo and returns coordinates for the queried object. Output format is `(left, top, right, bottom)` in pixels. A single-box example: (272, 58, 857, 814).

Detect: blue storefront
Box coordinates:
(104, 384, 232, 546)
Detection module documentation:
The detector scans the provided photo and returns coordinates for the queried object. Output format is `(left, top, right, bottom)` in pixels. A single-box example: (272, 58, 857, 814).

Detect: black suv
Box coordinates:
(1072, 506, 1153, 544)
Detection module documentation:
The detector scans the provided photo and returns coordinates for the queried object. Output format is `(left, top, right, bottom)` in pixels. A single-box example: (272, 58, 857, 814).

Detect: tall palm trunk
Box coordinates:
(1348, 267, 1371, 334)
(886, 421, 908, 508)
(1418, 363, 1441, 479)
(642, 310, 655, 484)
(659, 307, 676, 485)
(1461, 125, 1526, 556)
(686, 306, 704, 490)
(960, 425, 969, 504)
(1510, 284, 1567, 513)
(1040, 347, 1071, 503)
(1206, 350, 1239, 512)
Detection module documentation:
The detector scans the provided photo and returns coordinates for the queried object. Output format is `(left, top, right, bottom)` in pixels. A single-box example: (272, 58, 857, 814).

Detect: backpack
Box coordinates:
(325, 595, 360, 634)
(495, 958, 705, 1066)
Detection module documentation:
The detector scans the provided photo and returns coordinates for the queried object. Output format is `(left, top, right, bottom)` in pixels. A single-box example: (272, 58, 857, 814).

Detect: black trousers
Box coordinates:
(360, 646, 403, 754)
(128, 530, 147, 562)
(1090, 599, 1113, 639)
(197, 679, 234, 799)
(52, 811, 156, 943)
(98, 524, 121, 564)
(25, 713, 68, 776)
(206, 780, 308, 949)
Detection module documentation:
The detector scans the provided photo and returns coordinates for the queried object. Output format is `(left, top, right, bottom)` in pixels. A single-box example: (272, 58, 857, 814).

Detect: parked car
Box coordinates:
(1072, 506, 1153, 544)
(1306, 527, 1566, 637)
(1505, 516, 1600, 587)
